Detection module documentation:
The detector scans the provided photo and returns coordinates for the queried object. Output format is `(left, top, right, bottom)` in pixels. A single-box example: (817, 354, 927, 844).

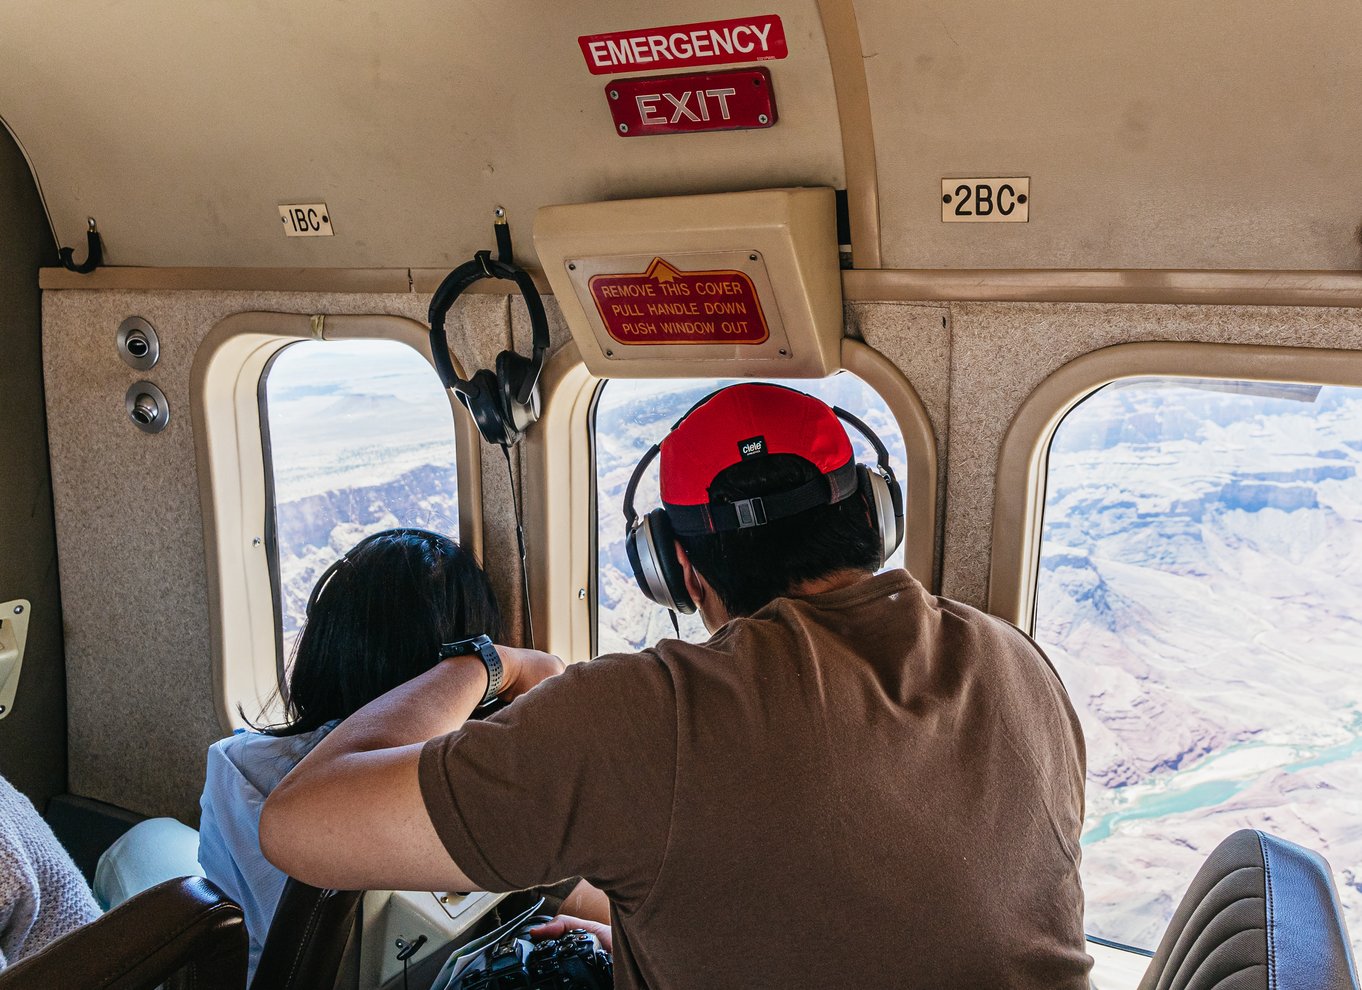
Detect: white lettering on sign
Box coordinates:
(579, 16, 787, 74)
(940, 178, 1030, 223)
(634, 87, 738, 125)
(587, 24, 773, 70)
(278, 203, 334, 237)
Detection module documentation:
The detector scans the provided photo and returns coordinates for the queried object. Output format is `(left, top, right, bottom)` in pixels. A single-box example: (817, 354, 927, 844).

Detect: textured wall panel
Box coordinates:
(43, 288, 511, 820)
(845, 301, 950, 586)
(942, 302, 1362, 610)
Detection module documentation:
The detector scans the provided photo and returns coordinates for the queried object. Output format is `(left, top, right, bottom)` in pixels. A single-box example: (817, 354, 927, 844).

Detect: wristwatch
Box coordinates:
(438, 634, 504, 706)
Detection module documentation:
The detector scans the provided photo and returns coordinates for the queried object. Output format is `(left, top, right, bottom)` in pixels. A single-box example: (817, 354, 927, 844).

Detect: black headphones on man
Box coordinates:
(623, 384, 905, 615)
(428, 214, 549, 448)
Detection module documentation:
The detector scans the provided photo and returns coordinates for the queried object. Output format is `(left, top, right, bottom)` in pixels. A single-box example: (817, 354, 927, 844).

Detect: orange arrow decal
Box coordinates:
(645, 257, 684, 283)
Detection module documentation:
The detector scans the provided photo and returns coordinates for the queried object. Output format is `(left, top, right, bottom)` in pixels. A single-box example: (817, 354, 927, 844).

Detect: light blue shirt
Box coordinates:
(197, 721, 338, 983)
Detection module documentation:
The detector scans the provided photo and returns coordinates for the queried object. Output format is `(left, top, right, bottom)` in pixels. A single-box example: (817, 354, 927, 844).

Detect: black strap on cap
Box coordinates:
(427, 218, 549, 405)
(663, 458, 859, 535)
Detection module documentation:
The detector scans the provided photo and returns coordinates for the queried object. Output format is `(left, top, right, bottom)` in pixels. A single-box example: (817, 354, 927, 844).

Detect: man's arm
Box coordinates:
(260, 647, 564, 892)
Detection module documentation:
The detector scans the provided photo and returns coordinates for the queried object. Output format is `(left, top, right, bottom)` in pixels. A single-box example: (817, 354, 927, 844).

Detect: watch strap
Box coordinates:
(438, 635, 504, 705)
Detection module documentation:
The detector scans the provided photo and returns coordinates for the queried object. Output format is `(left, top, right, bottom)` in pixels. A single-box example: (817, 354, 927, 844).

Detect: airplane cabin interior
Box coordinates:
(1, 1, 1361, 987)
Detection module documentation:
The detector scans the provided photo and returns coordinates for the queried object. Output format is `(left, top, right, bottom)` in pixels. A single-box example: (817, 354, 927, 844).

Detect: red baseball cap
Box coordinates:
(659, 384, 857, 533)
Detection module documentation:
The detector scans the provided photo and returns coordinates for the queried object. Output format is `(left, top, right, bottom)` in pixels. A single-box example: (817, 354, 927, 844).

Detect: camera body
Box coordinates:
(453, 920, 613, 990)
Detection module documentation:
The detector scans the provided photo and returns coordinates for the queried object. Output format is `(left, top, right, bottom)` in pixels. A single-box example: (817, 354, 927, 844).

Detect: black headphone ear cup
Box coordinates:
(886, 469, 905, 553)
(625, 509, 696, 615)
(857, 464, 903, 567)
(495, 350, 540, 436)
(464, 368, 511, 447)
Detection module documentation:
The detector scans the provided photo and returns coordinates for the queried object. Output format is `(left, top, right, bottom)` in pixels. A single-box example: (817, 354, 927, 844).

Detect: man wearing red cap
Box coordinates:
(262, 384, 1091, 988)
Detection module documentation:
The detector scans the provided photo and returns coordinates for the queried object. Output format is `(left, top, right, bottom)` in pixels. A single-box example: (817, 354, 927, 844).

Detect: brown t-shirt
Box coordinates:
(419, 571, 1092, 989)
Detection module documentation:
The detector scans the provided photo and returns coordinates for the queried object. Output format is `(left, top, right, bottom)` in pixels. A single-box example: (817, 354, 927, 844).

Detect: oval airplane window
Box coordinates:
(261, 340, 461, 668)
(594, 373, 909, 655)
(1034, 376, 1362, 951)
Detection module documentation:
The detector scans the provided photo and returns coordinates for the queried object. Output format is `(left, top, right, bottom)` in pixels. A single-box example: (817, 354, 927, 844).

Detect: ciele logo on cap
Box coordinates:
(738, 436, 766, 459)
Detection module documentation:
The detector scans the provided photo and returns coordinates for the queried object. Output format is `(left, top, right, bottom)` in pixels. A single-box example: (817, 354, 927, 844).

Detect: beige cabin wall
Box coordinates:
(42, 282, 1362, 821)
(844, 302, 951, 587)
(42, 287, 517, 821)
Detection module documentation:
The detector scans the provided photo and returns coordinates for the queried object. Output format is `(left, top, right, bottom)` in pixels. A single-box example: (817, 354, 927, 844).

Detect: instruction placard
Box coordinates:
(588, 257, 770, 346)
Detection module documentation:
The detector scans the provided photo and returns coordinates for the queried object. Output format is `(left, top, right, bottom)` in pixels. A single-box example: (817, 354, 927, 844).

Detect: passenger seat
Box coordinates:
(1139, 829, 1359, 990)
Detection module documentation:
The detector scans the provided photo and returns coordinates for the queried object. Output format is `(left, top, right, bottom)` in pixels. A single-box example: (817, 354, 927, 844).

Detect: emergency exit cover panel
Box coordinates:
(534, 188, 842, 379)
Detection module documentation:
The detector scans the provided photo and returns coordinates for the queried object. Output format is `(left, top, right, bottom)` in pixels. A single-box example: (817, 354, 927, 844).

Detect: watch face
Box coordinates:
(439, 633, 493, 659)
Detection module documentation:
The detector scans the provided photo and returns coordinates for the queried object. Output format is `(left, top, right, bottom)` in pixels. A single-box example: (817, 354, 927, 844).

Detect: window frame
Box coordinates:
(989, 341, 1362, 632)
(523, 337, 939, 664)
(191, 313, 482, 732)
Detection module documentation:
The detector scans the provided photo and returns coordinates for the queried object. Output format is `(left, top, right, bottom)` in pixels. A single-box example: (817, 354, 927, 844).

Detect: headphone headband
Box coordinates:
(428, 250, 549, 404)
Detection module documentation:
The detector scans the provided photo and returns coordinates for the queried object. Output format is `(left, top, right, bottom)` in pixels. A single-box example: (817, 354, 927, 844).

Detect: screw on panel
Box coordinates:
(577, 588, 587, 600)
(252, 537, 263, 548)
(12, 605, 22, 615)
(1017, 194, 1029, 204)
(606, 349, 614, 357)
(748, 254, 758, 261)
(608, 90, 619, 100)
(942, 193, 953, 204)
(0, 706, 6, 716)
(757, 114, 769, 125)
(618, 123, 629, 134)
(568, 263, 576, 271)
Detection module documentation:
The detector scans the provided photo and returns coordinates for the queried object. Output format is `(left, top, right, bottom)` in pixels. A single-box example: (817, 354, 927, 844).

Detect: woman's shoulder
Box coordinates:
(206, 721, 340, 797)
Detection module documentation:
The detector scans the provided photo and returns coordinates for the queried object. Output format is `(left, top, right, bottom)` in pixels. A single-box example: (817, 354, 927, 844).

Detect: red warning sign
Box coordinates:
(579, 15, 787, 75)
(607, 69, 776, 137)
(588, 258, 770, 346)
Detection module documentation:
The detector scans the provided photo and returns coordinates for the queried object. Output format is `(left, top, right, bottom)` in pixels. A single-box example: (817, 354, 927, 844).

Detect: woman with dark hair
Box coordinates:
(197, 527, 501, 980)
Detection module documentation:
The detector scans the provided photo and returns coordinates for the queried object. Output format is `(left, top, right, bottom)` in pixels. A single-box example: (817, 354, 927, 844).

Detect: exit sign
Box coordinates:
(606, 68, 776, 137)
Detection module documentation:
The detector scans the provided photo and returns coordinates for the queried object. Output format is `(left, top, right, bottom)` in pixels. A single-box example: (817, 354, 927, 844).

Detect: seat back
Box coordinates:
(1139, 829, 1360, 990)
(0, 875, 245, 990)
(250, 878, 362, 990)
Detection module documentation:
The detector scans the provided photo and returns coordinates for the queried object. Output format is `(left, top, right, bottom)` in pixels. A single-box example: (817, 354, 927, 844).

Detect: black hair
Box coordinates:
(675, 454, 882, 618)
(260, 528, 500, 736)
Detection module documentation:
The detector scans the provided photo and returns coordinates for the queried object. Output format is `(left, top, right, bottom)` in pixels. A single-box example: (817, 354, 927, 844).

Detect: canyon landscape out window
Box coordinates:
(261, 340, 461, 667)
(594, 374, 908, 655)
(1034, 376, 1362, 951)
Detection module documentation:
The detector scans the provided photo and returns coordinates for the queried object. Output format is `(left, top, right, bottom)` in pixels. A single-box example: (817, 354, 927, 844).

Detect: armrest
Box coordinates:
(251, 878, 362, 990)
(0, 876, 246, 990)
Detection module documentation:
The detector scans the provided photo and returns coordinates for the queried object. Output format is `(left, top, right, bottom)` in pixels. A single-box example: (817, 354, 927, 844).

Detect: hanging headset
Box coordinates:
(427, 211, 549, 448)
(622, 385, 905, 615)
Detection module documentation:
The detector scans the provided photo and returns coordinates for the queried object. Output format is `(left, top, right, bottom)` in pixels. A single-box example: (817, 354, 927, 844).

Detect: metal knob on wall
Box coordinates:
(117, 316, 160, 370)
(125, 381, 170, 434)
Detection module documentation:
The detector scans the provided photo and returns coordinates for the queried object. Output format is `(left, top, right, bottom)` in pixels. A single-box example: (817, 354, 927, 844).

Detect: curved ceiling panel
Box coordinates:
(0, 1, 844, 269)
(858, 0, 1362, 270)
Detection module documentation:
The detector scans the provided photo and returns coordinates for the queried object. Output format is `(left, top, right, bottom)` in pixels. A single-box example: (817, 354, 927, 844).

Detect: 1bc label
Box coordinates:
(940, 178, 1029, 223)
(278, 203, 334, 237)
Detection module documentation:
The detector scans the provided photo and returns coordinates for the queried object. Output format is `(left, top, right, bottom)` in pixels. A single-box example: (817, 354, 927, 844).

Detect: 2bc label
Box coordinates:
(940, 178, 1029, 223)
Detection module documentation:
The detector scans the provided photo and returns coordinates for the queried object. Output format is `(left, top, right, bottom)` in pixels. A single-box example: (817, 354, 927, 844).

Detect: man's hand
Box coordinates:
(529, 916, 613, 955)
(497, 646, 565, 701)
